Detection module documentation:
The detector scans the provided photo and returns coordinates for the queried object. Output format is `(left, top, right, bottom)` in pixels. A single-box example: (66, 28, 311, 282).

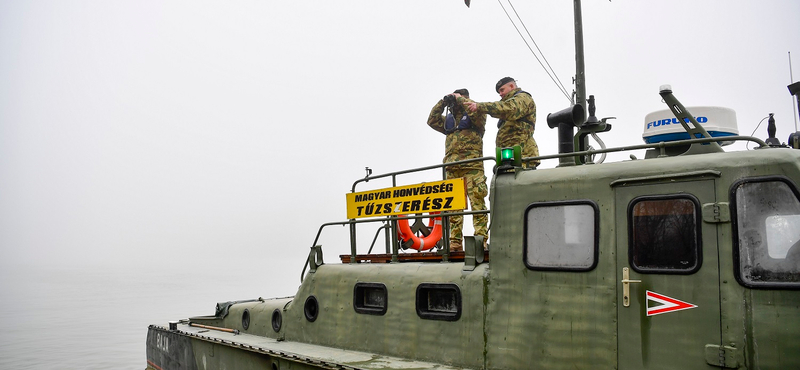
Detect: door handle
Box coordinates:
(622, 267, 642, 307)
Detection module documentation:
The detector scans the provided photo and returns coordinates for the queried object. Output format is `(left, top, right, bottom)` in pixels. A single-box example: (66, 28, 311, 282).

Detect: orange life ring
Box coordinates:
(397, 213, 442, 251)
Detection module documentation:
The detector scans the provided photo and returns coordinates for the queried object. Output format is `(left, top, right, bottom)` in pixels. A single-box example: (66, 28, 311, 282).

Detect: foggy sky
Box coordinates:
(1, 0, 799, 277)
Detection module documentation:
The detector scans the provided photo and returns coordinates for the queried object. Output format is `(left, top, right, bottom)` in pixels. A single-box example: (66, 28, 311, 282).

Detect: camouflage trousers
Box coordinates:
(521, 136, 541, 168)
(445, 168, 489, 244)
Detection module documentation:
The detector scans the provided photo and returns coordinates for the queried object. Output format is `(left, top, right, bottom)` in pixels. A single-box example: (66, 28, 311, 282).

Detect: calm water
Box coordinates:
(0, 261, 296, 369)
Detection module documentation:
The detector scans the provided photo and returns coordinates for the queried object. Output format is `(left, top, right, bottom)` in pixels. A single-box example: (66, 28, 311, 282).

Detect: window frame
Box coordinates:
(523, 200, 600, 272)
(730, 175, 800, 290)
(627, 194, 703, 275)
(353, 282, 388, 315)
(415, 283, 461, 321)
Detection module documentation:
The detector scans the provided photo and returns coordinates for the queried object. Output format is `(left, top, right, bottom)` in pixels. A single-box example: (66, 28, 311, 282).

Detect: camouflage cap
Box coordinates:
(495, 77, 515, 92)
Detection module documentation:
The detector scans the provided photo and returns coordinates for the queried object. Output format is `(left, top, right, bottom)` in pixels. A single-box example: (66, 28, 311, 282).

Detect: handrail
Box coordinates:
(520, 135, 768, 163)
(351, 156, 495, 192)
(301, 209, 490, 282)
(367, 224, 390, 254)
(302, 135, 772, 282)
(350, 136, 768, 193)
(348, 156, 496, 267)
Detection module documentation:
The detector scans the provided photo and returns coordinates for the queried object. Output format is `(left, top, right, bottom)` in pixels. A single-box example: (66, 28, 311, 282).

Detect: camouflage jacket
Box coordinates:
(476, 88, 540, 160)
(427, 98, 486, 171)
(478, 88, 536, 147)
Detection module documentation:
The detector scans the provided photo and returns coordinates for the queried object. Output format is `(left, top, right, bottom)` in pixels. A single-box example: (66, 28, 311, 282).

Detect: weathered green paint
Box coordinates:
(487, 164, 618, 369)
(147, 145, 800, 370)
(289, 263, 489, 368)
(616, 179, 721, 369)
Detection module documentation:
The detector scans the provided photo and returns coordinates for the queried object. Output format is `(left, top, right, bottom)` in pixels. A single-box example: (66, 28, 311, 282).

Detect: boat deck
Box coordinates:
(149, 323, 471, 370)
(339, 250, 489, 263)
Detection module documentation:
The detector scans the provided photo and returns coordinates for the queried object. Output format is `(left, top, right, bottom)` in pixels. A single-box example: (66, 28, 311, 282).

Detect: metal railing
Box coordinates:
(348, 156, 495, 264)
(300, 135, 772, 281)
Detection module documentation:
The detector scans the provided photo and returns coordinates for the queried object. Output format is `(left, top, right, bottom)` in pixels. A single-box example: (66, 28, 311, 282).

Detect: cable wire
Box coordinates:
(508, 1, 571, 100)
(746, 115, 770, 150)
(497, 0, 572, 102)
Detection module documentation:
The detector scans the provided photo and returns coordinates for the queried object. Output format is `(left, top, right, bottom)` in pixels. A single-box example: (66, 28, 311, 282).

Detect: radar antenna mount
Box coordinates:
(658, 85, 724, 155)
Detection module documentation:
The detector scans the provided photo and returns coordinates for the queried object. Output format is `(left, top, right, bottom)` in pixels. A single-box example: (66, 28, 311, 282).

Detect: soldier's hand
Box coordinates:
(465, 101, 478, 112)
(452, 93, 462, 98)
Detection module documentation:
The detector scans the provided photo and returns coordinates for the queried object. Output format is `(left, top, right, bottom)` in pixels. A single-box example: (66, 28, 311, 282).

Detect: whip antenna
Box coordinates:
(790, 52, 798, 131)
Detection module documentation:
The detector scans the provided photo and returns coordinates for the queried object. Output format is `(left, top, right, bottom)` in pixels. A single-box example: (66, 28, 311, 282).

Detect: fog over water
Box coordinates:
(1, 1, 798, 368)
(0, 263, 289, 369)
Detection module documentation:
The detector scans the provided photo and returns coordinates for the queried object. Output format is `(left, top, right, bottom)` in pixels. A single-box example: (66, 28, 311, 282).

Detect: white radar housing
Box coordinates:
(643, 106, 738, 146)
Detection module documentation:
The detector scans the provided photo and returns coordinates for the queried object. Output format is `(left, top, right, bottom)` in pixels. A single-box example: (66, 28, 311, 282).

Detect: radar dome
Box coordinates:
(643, 106, 738, 146)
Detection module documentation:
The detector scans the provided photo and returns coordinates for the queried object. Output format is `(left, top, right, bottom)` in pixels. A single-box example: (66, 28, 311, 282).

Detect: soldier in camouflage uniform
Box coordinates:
(465, 77, 540, 168)
(427, 88, 488, 252)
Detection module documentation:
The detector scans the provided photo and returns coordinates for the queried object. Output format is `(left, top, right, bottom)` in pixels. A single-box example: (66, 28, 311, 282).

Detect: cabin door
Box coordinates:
(615, 179, 722, 369)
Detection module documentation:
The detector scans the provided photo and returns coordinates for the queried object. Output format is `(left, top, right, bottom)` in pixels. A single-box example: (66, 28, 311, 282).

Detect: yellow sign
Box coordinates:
(346, 178, 467, 219)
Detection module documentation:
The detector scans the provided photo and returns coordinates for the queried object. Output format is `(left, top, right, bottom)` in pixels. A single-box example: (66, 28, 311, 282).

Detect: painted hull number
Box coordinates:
(156, 333, 170, 352)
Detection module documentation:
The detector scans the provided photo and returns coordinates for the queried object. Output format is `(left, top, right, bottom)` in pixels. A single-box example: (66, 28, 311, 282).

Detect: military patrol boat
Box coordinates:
(145, 86, 800, 369)
(146, 3, 800, 370)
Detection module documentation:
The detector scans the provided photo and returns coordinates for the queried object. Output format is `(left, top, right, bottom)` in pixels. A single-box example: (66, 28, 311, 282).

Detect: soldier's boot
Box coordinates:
(449, 240, 463, 252)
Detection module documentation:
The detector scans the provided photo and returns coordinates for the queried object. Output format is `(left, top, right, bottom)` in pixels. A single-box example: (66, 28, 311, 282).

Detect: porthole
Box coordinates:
(241, 309, 250, 330)
(271, 309, 282, 332)
(304, 296, 319, 322)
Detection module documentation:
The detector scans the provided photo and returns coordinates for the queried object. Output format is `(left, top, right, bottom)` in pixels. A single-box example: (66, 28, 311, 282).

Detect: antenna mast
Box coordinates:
(573, 0, 587, 119)
(790, 52, 798, 131)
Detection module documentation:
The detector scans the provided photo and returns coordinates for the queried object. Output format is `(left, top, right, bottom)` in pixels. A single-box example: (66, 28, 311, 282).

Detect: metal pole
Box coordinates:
(790, 52, 798, 131)
(441, 165, 450, 261)
(390, 175, 399, 263)
(573, 0, 589, 157)
(349, 219, 357, 264)
(574, 0, 587, 118)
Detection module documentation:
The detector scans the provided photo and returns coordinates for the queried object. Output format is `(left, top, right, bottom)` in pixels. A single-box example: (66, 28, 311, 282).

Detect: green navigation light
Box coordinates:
(495, 146, 522, 168)
(501, 148, 515, 160)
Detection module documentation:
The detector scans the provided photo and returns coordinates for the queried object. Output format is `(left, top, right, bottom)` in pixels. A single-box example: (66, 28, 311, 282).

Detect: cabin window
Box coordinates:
(628, 195, 701, 274)
(353, 283, 387, 315)
(416, 283, 461, 321)
(524, 201, 598, 271)
(732, 177, 800, 288)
